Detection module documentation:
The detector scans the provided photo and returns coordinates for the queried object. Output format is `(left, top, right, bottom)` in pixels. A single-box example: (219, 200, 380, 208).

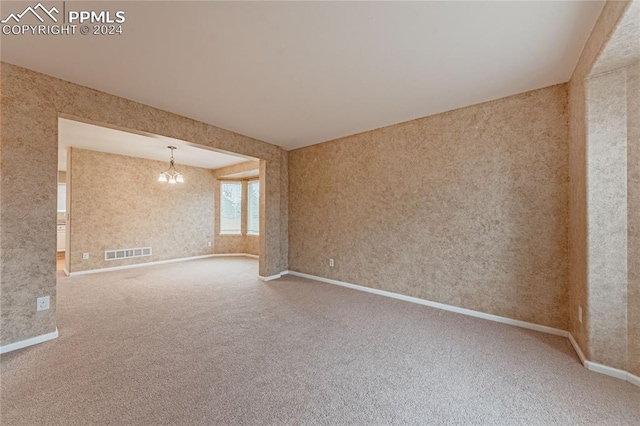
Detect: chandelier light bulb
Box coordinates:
(158, 146, 184, 184)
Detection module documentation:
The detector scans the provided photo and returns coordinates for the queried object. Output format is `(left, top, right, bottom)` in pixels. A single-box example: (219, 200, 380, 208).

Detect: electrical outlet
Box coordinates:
(82, 252, 89, 260)
(578, 306, 583, 323)
(208, 241, 212, 247)
(37, 296, 50, 311)
(329, 258, 334, 267)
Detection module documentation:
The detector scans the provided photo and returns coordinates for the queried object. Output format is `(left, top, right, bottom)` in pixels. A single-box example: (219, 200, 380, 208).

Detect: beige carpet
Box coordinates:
(1, 257, 639, 425)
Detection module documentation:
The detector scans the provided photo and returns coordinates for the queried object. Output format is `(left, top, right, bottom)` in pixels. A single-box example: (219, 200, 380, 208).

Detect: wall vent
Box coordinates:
(105, 247, 152, 261)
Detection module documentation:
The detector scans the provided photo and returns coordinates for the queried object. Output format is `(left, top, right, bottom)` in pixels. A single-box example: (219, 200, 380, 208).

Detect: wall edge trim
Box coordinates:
(582, 358, 640, 386)
(283, 270, 567, 336)
(68, 253, 257, 276)
(242, 254, 260, 259)
(259, 273, 283, 281)
(283, 271, 639, 388)
(584, 360, 628, 381)
(589, 361, 640, 387)
(568, 332, 587, 365)
(0, 329, 59, 354)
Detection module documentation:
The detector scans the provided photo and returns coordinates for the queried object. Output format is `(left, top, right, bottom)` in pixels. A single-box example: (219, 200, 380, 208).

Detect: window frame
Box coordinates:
(247, 179, 260, 236)
(57, 183, 67, 213)
(219, 181, 243, 236)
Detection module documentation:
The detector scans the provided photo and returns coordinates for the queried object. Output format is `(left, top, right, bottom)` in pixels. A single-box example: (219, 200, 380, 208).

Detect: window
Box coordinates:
(247, 181, 260, 235)
(220, 182, 242, 234)
(57, 183, 66, 213)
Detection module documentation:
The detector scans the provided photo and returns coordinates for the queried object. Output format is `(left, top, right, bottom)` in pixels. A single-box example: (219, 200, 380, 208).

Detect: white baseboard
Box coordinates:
(568, 332, 587, 365)
(586, 360, 640, 386)
(259, 272, 284, 281)
(586, 361, 628, 381)
(211, 253, 259, 259)
(285, 270, 567, 337)
(0, 329, 59, 354)
(284, 271, 640, 387)
(568, 333, 638, 387)
(68, 253, 257, 276)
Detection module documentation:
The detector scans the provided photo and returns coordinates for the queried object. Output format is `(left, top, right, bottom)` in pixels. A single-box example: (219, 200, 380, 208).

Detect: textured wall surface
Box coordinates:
(568, 0, 638, 372)
(0, 62, 287, 346)
(69, 149, 215, 273)
(568, 74, 590, 355)
(280, 150, 289, 276)
(212, 160, 260, 179)
(590, 1, 640, 76)
(586, 69, 629, 370)
(567, 0, 631, 360)
(0, 68, 58, 346)
(627, 63, 640, 377)
(289, 85, 569, 329)
(261, 158, 287, 276)
(245, 236, 260, 256)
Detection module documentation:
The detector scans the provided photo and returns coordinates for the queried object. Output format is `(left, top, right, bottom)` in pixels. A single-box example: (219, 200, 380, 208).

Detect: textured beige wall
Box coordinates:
(0, 62, 287, 346)
(289, 85, 569, 329)
(567, 0, 631, 360)
(590, 1, 640, 77)
(568, 73, 589, 354)
(581, 61, 640, 372)
(627, 62, 640, 377)
(68, 149, 215, 272)
(212, 160, 260, 179)
(280, 150, 289, 275)
(1, 68, 58, 346)
(568, 0, 638, 372)
(585, 69, 628, 370)
(245, 235, 260, 256)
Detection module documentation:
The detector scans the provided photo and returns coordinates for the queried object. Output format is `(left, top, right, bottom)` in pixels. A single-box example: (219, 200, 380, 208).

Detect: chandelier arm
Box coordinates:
(159, 146, 183, 183)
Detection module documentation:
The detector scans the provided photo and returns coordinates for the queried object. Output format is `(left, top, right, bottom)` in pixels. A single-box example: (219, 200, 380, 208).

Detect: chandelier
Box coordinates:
(158, 146, 184, 184)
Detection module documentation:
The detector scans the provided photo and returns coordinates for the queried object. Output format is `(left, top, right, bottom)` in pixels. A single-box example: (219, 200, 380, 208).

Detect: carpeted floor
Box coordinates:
(1, 257, 639, 425)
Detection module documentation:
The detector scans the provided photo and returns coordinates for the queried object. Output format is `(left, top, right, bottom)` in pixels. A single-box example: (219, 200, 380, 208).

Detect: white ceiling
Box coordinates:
(58, 118, 251, 172)
(3, 1, 604, 150)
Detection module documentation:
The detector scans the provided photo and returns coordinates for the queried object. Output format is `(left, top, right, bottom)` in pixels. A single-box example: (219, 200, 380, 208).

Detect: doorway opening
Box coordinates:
(56, 117, 263, 276)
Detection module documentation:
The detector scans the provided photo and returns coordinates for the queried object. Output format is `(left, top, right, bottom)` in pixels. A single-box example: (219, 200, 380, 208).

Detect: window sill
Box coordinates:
(219, 232, 242, 236)
(247, 233, 259, 237)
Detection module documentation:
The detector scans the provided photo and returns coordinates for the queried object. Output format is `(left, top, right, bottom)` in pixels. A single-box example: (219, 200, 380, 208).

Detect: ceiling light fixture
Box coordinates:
(158, 146, 184, 184)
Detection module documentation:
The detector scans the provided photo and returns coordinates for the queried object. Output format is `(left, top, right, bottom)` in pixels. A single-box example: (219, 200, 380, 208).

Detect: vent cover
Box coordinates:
(105, 247, 152, 261)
